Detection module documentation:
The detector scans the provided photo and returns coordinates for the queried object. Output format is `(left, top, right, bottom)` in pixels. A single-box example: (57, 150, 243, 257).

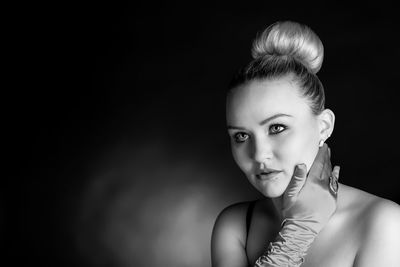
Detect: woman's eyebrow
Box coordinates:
(227, 113, 292, 130)
(258, 113, 293, 126)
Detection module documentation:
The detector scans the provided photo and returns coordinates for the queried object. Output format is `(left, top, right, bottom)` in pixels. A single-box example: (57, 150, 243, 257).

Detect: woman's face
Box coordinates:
(226, 75, 322, 198)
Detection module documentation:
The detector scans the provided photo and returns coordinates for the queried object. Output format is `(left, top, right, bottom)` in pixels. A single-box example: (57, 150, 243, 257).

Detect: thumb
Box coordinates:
(285, 163, 307, 199)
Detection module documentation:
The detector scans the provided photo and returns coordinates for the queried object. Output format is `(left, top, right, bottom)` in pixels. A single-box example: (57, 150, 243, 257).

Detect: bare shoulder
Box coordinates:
(340, 183, 400, 227)
(346, 185, 400, 227)
(211, 201, 251, 249)
(338, 183, 399, 214)
(363, 195, 400, 222)
(360, 194, 400, 238)
(211, 200, 254, 267)
(358, 194, 400, 239)
(346, 186, 400, 266)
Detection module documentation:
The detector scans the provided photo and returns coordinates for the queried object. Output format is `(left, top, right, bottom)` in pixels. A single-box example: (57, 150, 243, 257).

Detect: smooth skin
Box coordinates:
(211, 74, 400, 267)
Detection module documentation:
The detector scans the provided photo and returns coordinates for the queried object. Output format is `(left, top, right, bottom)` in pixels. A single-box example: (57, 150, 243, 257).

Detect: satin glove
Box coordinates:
(282, 143, 340, 233)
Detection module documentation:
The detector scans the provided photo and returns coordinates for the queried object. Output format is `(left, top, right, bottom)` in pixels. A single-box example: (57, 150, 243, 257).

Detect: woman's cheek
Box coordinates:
(296, 131, 320, 174)
(275, 134, 301, 174)
(231, 145, 251, 174)
(277, 131, 315, 176)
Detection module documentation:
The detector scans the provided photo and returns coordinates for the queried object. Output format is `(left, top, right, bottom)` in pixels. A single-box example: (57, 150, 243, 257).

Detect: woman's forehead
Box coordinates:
(227, 78, 310, 122)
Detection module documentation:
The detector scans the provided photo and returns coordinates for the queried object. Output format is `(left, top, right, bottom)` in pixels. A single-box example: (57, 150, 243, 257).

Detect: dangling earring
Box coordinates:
(319, 139, 325, 147)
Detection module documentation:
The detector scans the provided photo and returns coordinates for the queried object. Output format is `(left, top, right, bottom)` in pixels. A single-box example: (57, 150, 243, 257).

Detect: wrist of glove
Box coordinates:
(255, 218, 318, 267)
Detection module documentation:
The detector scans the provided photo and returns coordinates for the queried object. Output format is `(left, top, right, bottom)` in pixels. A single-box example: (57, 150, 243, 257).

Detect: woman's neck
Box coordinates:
(270, 195, 284, 222)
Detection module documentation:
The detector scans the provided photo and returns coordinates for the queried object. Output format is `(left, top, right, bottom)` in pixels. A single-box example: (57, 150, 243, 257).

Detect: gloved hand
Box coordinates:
(281, 143, 340, 233)
(255, 143, 340, 267)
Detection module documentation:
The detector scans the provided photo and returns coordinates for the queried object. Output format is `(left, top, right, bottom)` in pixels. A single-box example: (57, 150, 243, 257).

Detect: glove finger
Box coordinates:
(286, 163, 307, 198)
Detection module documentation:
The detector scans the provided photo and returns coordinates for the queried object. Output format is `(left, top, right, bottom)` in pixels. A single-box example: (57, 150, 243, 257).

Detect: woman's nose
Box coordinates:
(251, 137, 273, 163)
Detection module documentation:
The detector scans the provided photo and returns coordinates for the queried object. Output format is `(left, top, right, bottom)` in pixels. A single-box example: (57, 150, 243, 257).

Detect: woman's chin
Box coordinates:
(253, 178, 290, 198)
(260, 187, 285, 198)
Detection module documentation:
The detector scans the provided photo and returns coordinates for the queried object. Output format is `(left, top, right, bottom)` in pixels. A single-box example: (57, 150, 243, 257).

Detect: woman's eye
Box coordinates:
(233, 132, 249, 143)
(269, 124, 286, 134)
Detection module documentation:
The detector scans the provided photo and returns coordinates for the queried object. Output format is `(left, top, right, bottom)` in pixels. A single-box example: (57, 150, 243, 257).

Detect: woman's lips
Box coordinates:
(256, 171, 282, 181)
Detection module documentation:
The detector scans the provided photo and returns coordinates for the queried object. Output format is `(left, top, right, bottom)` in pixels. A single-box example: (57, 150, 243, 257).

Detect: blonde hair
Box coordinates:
(229, 21, 325, 115)
(252, 21, 324, 74)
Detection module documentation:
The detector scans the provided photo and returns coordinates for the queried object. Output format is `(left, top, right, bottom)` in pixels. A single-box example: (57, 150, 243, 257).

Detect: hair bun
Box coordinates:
(251, 21, 324, 74)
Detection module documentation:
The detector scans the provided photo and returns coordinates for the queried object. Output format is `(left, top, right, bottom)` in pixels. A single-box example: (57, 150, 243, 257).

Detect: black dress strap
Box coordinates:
(245, 200, 256, 249)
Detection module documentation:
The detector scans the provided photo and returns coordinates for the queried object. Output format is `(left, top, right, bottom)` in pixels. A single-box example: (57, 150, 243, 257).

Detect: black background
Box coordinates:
(13, 2, 400, 267)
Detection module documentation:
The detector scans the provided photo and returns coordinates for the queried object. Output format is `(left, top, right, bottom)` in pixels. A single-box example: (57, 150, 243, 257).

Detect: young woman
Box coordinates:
(211, 21, 400, 267)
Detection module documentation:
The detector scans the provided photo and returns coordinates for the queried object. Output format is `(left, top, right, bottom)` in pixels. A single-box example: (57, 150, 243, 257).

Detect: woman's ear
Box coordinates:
(318, 108, 335, 141)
